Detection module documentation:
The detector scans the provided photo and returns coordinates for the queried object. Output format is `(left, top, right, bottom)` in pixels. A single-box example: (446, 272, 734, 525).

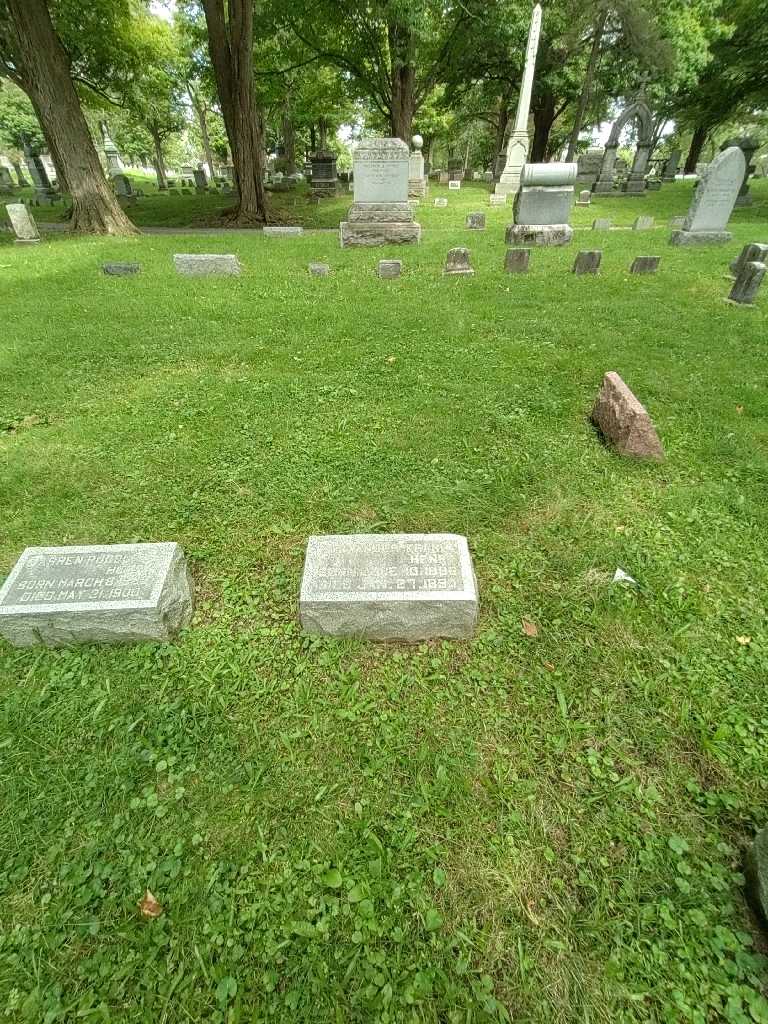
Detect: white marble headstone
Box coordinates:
(684, 147, 745, 233)
(5, 203, 40, 242)
(352, 138, 409, 204)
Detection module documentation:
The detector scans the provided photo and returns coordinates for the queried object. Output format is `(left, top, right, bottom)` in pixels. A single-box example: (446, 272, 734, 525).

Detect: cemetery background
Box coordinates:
(2, 176, 768, 1021)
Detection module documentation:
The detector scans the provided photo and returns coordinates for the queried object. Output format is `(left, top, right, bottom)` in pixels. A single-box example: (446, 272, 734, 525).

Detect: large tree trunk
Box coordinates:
(201, 0, 267, 226)
(531, 91, 557, 162)
(388, 21, 416, 142)
(282, 95, 296, 174)
(149, 127, 168, 189)
(565, 10, 607, 161)
(493, 89, 512, 174)
(6, 0, 136, 234)
(188, 85, 216, 181)
(684, 125, 708, 174)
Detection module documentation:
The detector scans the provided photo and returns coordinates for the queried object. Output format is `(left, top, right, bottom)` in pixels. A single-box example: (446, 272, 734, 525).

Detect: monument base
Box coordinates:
(340, 221, 421, 247)
(592, 181, 614, 194)
(670, 229, 732, 246)
(408, 178, 427, 198)
(14, 238, 41, 245)
(505, 223, 573, 247)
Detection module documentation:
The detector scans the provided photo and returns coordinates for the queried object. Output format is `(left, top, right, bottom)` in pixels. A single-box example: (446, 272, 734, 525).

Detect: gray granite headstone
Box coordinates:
(630, 256, 660, 274)
(444, 247, 474, 276)
(263, 226, 303, 236)
(5, 202, 40, 243)
(504, 248, 530, 273)
(466, 212, 486, 229)
(727, 261, 766, 306)
(573, 250, 601, 275)
(103, 262, 140, 276)
(670, 147, 745, 245)
(0, 543, 193, 647)
(633, 216, 655, 230)
(729, 242, 768, 278)
(576, 189, 591, 205)
(299, 533, 478, 640)
(592, 218, 611, 231)
(309, 262, 330, 276)
(340, 138, 420, 247)
(173, 254, 241, 276)
(378, 260, 402, 279)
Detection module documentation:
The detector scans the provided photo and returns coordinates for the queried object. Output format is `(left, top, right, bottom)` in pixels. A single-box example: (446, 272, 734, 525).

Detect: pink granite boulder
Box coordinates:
(591, 372, 664, 460)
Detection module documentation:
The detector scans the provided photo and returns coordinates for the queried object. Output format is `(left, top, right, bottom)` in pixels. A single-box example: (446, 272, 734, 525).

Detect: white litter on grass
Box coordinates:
(613, 568, 638, 586)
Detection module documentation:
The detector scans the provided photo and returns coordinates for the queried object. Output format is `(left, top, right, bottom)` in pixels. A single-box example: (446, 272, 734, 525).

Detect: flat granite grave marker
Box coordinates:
(263, 226, 303, 236)
(591, 371, 664, 460)
(309, 262, 330, 277)
(173, 254, 241, 276)
(573, 250, 601, 275)
(378, 260, 402, 279)
(448, 180, 461, 190)
(630, 256, 660, 274)
(0, 543, 194, 647)
(103, 262, 140, 276)
(434, 197, 448, 208)
(299, 533, 478, 640)
(5, 202, 40, 243)
(727, 261, 766, 306)
(670, 146, 745, 246)
(729, 242, 768, 278)
(466, 212, 486, 229)
(444, 247, 474, 276)
(592, 217, 611, 231)
(504, 248, 530, 273)
(633, 216, 655, 230)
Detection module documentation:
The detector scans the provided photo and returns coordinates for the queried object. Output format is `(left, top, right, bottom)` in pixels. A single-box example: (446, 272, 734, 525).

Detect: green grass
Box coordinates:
(1, 180, 768, 1023)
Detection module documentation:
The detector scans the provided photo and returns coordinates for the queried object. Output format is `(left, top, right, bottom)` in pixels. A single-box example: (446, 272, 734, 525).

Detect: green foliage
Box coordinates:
(0, 78, 43, 153)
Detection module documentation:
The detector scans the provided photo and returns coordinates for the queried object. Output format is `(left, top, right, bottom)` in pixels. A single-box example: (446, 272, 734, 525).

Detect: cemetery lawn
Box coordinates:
(1, 184, 768, 1023)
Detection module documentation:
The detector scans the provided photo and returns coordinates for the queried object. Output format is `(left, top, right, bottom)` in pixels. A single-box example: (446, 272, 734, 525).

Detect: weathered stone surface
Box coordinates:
(299, 533, 478, 641)
(745, 824, 768, 925)
(633, 215, 655, 230)
(173, 254, 242, 276)
(729, 242, 768, 277)
(263, 226, 303, 236)
(466, 212, 486, 229)
(514, 186, 573, 226)
(346, 202, 413, 223)
(669, 216, 685, 228)
(591, 371, 664, 460)
(103, 262, 140, 276)
(488, 194, 507, 206)
(592, 217, 612, 231)
(378, 260, 402, 279)
(448, 180, 461, 190)
(505, 223, 572, 247)
(433, 198, 448, 208)
(522, 162, 577, 187)
(351, 137, 409, 203)
(5, 202, 39, 242)
(444, 247, 474, 276)
(670, 146, 744, 245)
(339, 222, 421, 247)
(576, 189, 591, 205)
(0, 543, 194, 647)
(504, 248, 530, 273)
(308, 262, 330, 277)
(727, 261, 766, 306)
(573, 250, 601, 275)
(630, 256, 660, 274)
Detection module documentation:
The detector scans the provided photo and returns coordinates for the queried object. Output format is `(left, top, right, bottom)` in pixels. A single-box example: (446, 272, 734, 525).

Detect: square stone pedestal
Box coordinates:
(340, 202, 421, 248)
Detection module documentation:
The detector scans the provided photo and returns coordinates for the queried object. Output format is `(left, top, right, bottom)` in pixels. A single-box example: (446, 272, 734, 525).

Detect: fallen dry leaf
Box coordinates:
(522, 619, 539, 638)
(138, 889, 163, 918)
(543, 661, 555, 672)
(736, 405, 744, 414)
(522, 899, 541, 926)
(736, 636, 752, 646)
(386, 356, 396, 364)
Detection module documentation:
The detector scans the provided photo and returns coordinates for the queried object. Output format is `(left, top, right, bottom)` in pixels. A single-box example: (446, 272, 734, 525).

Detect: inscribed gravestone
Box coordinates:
(727, 261, 766, 306)
(5, 203, 40, 243)
(340, 138, 420, 247)
(444, 247, 474, 276)
(0, 543, 193, 647)
(670, 147, 745, 246)
(299, 534, 478, 640)
(173, 254, 241, 276)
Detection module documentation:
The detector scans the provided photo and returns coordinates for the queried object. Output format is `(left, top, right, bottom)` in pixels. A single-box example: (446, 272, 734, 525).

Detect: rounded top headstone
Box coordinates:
(521, 162, 577, 187)
(412, 134, 423, 150)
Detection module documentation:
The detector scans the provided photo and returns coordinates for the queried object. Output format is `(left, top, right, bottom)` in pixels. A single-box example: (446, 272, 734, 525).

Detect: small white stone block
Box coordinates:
(489, 194, 507, 206)
(0, 543, 194, 647)
(299, 534, 478, 640)
(173, 254, 241, 276)
(448, 180, 461, 190)
(263, 226, 303, 236)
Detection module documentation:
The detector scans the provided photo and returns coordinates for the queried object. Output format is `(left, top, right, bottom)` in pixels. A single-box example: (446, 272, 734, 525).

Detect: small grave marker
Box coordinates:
(434, 197, 448, 208)
(573, 250, 601, 275)
(448, 180, 461, 190)
(633, 215, 655, 230)
(173, 254, 241, 276)
(263, 226, 303, 236)
(378, 260, 402, 279)
(591, 372, 664, 460)
(309, 262, 330, 277)
(444, 247, 474, 276)
(630, 256, 660, 274)
(299, 533, 478, 640)
(592, 218, 611, 231)
(729, 242, 768, 278)
(727, 261, 766, 306)
(489, 194, 506, 206)
(466, 212, 486, 229)
(5, 203, 40, 243)
(102, 262, 140, 276)
(504, 248, 530, 273)
(576, 189, 591, 206)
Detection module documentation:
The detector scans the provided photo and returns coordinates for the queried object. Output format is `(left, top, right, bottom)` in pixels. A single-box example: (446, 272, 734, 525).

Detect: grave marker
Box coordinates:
(633, 216, 655, 230)
(102, 262, 140, 276)
(309, 262, 330, 277)
(504, 248, 530, 273)
(592, 217, 612, 231)
(434, 197, 448, 208)
(444, 247, 474, 276)
(448, 180, 461, 190)
(466, 212, 486, 229)
(591, 372, 664, 460)
(378, 260, 402, 279)
(670, 146, 745, 245)
(729, 242, 768, 278)
(0, 543, 194, 647)
(340, 138, 420, 247)
(173, 254, 242, 276)
(573, 250, 601, 274)
(629, 256, 660, 274)
(299, 533, 478, 640)
(727, 261, 766, 306)
(5, 203, 40, 243)
(263, 226, 303, 236)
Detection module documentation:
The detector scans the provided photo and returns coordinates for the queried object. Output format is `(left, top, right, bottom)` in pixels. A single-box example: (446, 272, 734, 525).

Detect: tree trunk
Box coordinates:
(6, 0, 136, 233)
(493, 89, 512, 173)
(282, 95, 296, 174)
(318, 117, 328, 151)
(188, 85, 216, 180)
(531, 91, 557, 162)
(684, 125, 708, 174)
(309, 123, 317, 152)
(565, 10, 607, 161)
(149, 127, 168, 189)
(201, 0, 267, 225)
(388, 21, 416, 142)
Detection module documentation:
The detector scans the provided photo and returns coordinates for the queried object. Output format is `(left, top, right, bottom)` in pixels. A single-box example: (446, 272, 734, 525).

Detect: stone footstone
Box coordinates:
(173, 254, 241, 276)
(633, 216, 655, 230)
(726, 261, 766, 306)
(573, 250, 601, 275)
(434, 197, 448, 208)
(504, 248, 530, 273)
(103, 262, 140, 276)
(669, 216, 685, 229)
(0, 543, 194, 647)
(576, 190, 591, 206)
(378, 260, 402, 279)
(746, 825, 768, 925)
(309, 262, 330, 277)
(505, 224, 573, 247)
(592, 218, 612, 231)
(263, 226, 303, 236)
(488, 194, 506, 206)
(466, 212, 486, 229)
(670, 229, 733, 246)
(729, 242, 768, 278)
(591, 371, 664, 461)
(630, 256, 660, 274)
(444, 247, 474, 276)
(448, 180, 461, 191)
(5, 202, 40, 242)
(299, 533, 478, 641)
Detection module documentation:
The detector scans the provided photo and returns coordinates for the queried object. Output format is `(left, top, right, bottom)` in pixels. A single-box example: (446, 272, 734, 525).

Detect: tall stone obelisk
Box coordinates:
(496, 3, 542, 197)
